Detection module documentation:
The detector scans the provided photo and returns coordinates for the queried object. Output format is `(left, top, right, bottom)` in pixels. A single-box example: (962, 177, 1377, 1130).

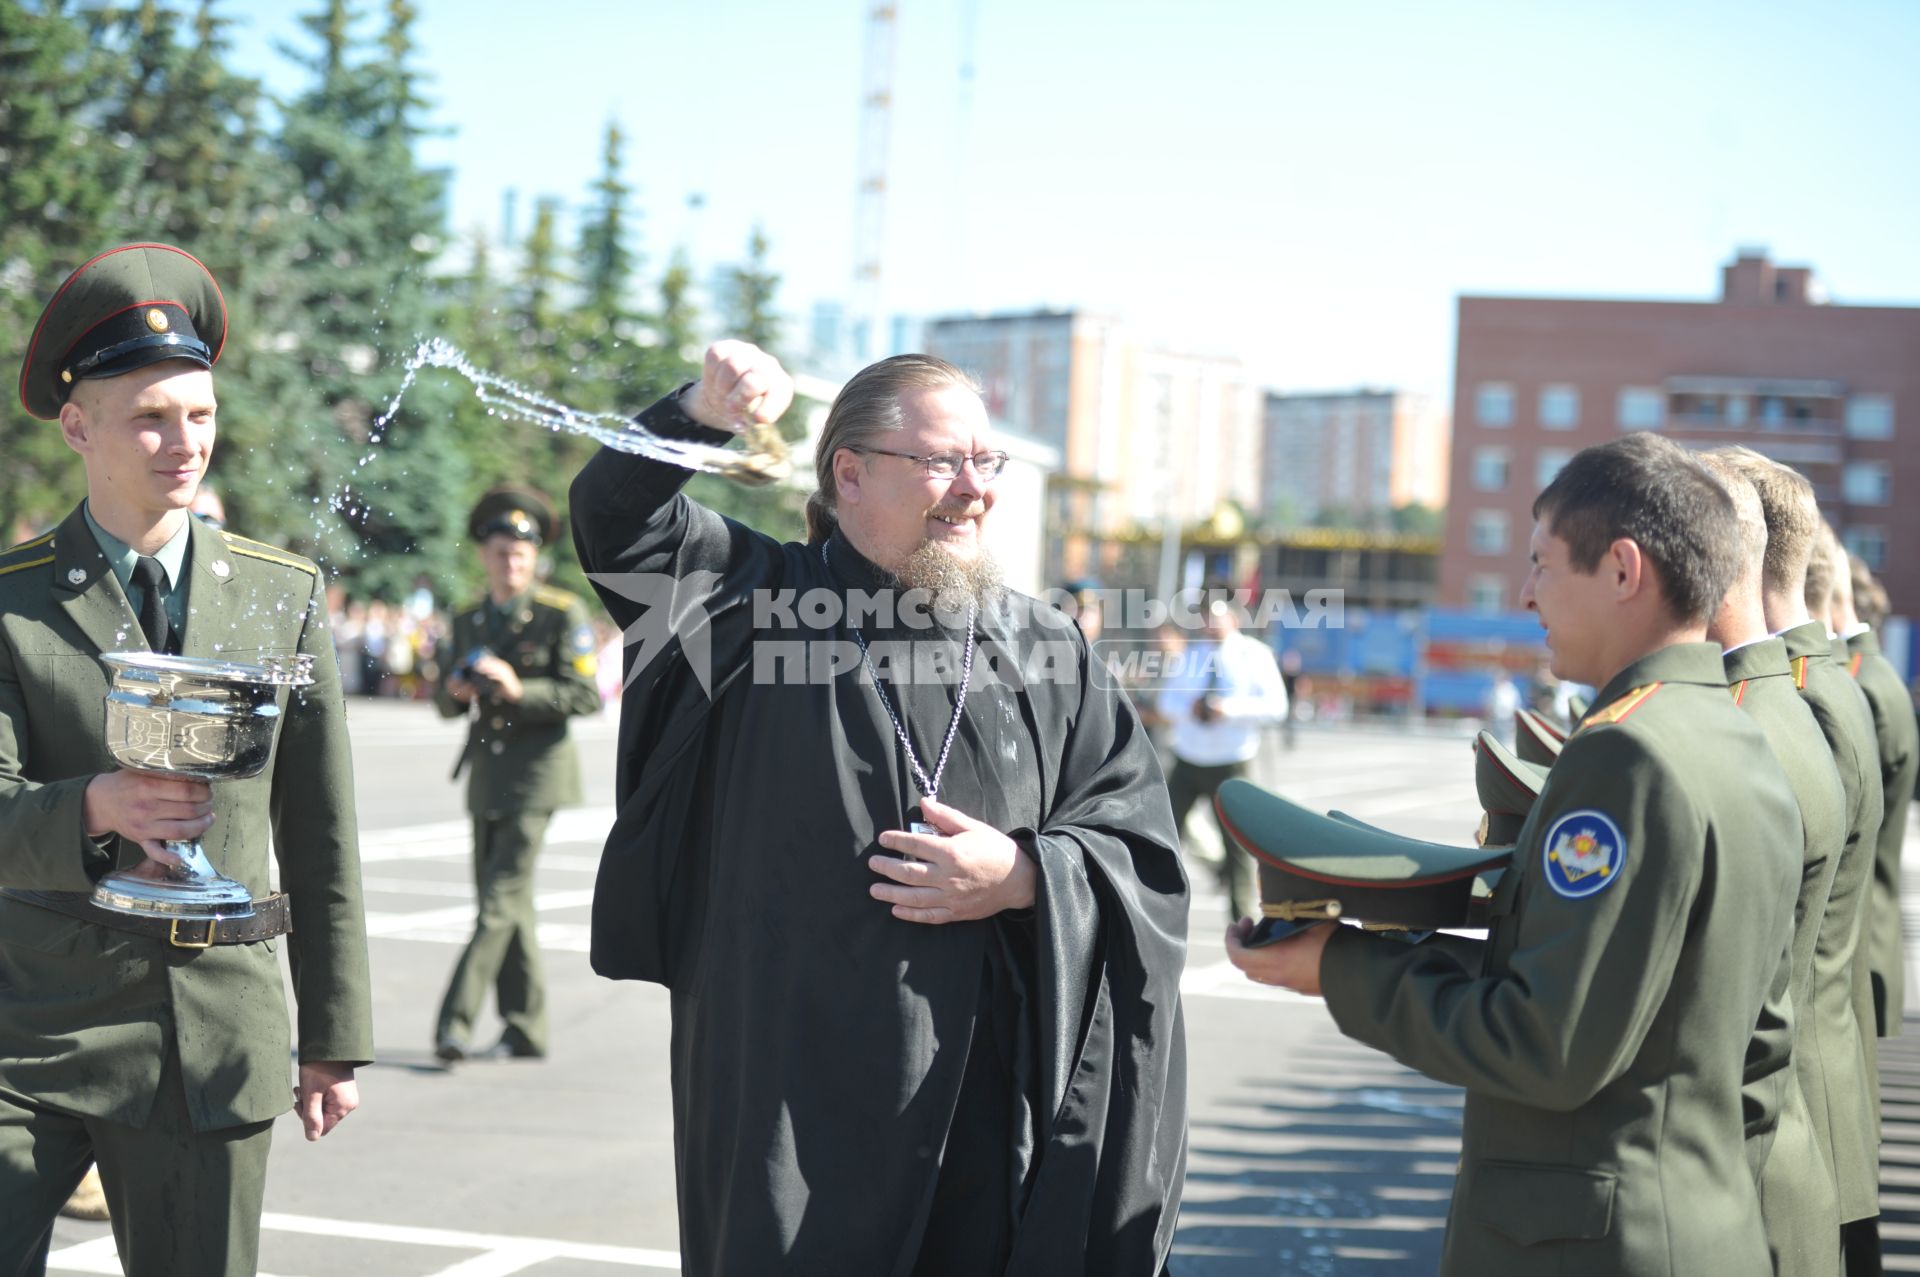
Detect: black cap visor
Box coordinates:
(70, 331, 214, 384)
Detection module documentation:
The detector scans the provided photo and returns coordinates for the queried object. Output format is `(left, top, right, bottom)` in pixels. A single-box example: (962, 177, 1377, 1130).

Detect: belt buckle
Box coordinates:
(169, 917, 218, 949)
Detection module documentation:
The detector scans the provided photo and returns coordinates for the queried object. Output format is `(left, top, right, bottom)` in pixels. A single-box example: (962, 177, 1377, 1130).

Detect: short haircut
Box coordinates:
(1852, 555, 1888, 629)
(1710, 446, 1819, 599)
(1695, 452, 1767, 581)
(1805, 521, 1838, 615)
(1532, 433, 1740, 624)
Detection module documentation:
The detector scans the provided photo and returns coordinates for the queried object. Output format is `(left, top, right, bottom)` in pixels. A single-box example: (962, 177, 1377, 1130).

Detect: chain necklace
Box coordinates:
(821, 539, 977, 806)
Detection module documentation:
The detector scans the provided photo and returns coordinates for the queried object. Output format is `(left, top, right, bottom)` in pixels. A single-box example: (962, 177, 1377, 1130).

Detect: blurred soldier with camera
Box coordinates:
(432, 486, 601, 1062)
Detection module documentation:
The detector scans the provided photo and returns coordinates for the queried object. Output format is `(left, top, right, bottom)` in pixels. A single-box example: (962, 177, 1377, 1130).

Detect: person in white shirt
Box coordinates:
(1157, 598, 1291, 918)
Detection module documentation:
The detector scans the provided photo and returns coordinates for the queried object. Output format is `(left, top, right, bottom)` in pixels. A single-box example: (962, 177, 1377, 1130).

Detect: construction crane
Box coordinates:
(850, 2, 898, 363)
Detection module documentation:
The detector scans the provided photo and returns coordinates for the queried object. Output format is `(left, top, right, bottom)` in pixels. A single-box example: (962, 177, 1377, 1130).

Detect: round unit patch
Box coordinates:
(1541, 809, 1627, 900)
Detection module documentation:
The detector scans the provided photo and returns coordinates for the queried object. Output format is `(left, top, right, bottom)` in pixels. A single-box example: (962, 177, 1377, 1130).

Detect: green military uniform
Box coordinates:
(0, 244, 373, 1274)
(1320, 643, 1802, 1275)
(432, 488, 600, 1059)
(1846, 627, 1918, 1037)
(0, 523, 374, 1265)
(1727, 637, 1850, 1275)
(1782, 621, 1886, 1194)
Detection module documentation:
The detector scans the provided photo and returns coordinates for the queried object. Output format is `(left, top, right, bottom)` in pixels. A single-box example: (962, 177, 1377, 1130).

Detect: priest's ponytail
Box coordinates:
(808, 353, 979, 547)
(804, 492, 838, 546)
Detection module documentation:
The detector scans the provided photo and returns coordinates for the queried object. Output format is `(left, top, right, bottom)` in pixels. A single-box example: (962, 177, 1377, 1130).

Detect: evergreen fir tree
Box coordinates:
(275, 0, 465, 597)
(0, 0, 132, 536)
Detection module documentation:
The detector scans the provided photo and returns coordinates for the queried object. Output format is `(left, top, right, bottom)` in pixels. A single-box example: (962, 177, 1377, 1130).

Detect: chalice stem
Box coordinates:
(166, 840, 220, 880)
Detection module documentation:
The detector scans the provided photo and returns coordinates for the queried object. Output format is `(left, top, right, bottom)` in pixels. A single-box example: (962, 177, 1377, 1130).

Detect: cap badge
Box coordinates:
(145, 308, 171, 333)
(66, 568, 87, 585)
(1542, 809, 1627, 900)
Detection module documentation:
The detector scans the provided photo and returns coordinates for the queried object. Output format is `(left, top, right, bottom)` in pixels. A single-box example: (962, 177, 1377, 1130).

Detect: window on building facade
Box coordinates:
(1472, 447, 1510, 492)
(1476, 383, 1514, 427)
(1843, 461, 1891, 507)
(1540, 385, 1579, 430)
(1618, 388, 1664, 430)
(1536, 449, 1573, 491)
(1844, 527, 1888, 571)
(1468, 575, 1506, 614)
(1846, 395, 1894, 440)
(1470, 510, 1509, 555)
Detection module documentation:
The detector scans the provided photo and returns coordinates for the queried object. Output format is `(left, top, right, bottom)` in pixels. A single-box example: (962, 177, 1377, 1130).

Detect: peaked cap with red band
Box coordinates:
(18, 242, 228, 420)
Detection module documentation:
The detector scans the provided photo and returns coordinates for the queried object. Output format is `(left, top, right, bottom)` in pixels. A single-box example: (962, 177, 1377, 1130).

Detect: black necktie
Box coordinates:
(131, 556, 173, 654)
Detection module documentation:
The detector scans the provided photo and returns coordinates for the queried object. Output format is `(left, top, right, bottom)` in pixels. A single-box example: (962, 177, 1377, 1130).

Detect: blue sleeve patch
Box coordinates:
(568, 623, 597, 657)
(1541, 809, 1627, 900)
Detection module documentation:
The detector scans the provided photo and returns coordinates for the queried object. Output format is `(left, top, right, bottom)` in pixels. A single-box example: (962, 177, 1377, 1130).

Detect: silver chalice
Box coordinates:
(91, 651, 314, 920)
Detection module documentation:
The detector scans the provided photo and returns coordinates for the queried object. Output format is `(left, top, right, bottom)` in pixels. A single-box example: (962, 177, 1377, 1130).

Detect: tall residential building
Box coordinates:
(1263, 390, 1449, 527)
(1441, 250, 1920, 623)
(924, 310, 1261, 583)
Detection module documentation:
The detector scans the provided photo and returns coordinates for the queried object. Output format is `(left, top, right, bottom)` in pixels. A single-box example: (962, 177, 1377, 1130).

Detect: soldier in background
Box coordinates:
(1836, 546, 1917, 1041)
(1718, 450, 1884, 1273)
(432, 486, 602, 1062)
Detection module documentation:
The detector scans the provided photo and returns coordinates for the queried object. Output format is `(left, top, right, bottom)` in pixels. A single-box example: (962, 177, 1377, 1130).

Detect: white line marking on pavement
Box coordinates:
(48, 1214, 685, 1274)
(1181, 959, 1321, 1003)
(357, 808, 615, 864)
(364, 889, 597, 938)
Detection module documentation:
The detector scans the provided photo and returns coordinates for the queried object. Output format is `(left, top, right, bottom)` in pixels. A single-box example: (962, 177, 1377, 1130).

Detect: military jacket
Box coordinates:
(1783, 619, 1885, 1179)
(434, 585, 600, 817)
(1847, 628, 1918, 1037)
(1322, 643, 1801, 1277)
(1726, 637, 1850, 1271)
(0, 506, 374, 1131)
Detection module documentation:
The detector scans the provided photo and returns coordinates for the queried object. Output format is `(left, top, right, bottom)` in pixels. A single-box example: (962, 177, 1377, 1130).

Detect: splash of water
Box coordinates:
(371, 338, 792, 486)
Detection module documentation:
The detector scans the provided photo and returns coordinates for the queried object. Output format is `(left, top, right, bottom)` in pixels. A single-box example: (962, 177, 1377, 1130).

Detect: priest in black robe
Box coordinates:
(571, 342, 1189, 1276)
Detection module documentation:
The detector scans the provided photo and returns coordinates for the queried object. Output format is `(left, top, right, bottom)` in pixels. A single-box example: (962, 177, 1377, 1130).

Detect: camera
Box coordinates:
(454, 646, 498, 692)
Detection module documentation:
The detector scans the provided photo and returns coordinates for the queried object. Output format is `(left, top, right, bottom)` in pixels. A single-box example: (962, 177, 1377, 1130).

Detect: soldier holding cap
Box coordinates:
(1229, 433, 1803, 1275)
(431, 486, 601, 1062)
(0, 243, 372, 1272)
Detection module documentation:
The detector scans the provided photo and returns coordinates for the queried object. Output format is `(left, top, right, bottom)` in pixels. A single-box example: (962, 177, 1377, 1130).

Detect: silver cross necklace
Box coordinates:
(821, 539, 977, 833)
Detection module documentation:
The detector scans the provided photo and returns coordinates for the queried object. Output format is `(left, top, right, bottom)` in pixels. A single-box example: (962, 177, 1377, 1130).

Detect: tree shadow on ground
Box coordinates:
(1874, 1013, 1920, 1272)
(1171, 1032, 1460, 1276)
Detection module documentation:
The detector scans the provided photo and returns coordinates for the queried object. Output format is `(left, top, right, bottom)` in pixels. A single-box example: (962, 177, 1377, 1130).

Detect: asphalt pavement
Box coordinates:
(42, 703, 1920, 1275)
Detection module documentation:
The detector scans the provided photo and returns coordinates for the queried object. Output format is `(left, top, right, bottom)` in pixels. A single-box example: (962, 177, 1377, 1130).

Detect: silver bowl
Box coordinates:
(91, 651, 314, 920)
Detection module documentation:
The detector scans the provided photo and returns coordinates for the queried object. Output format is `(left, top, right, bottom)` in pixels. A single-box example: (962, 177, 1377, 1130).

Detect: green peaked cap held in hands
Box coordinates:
(1215, 777, 1511, 932)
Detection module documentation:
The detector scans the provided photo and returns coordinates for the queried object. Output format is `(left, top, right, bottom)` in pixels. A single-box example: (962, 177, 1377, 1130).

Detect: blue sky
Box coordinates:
(217, 0, 1920, 397)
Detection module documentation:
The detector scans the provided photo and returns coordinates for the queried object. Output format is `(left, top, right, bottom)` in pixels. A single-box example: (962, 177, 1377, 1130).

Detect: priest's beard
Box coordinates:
(895, 539, 1004, 620)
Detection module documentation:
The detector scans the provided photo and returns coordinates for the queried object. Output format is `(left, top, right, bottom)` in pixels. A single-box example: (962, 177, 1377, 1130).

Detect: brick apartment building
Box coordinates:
(1440, 250, 1920, 626)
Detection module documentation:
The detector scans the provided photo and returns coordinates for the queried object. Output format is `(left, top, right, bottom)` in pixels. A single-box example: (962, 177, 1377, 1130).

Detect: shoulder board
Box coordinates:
(533, 585, 578, 610)
(1730, 679, 1748, 706)
(0, 531, 57, 578)
(1579, 682, 1663, 730)
(1792, 655, 1808, 690)
(1848, 651, 1864, 679)
(220, 532, 319, 576)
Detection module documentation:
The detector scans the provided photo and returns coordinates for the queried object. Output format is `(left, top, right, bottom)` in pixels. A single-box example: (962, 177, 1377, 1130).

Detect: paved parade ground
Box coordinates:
(44, 702, 1920, 1275)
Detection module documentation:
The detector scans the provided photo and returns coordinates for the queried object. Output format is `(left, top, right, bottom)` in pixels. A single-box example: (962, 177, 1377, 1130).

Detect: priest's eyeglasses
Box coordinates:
(853, 447, 1011, 481)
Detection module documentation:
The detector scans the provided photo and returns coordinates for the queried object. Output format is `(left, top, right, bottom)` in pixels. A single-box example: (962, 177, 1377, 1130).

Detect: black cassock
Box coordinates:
(572, 393, 1189, 1276)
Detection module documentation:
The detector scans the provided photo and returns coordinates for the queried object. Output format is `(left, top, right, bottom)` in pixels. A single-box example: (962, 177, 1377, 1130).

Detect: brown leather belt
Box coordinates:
(0, 889, 292, 949)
